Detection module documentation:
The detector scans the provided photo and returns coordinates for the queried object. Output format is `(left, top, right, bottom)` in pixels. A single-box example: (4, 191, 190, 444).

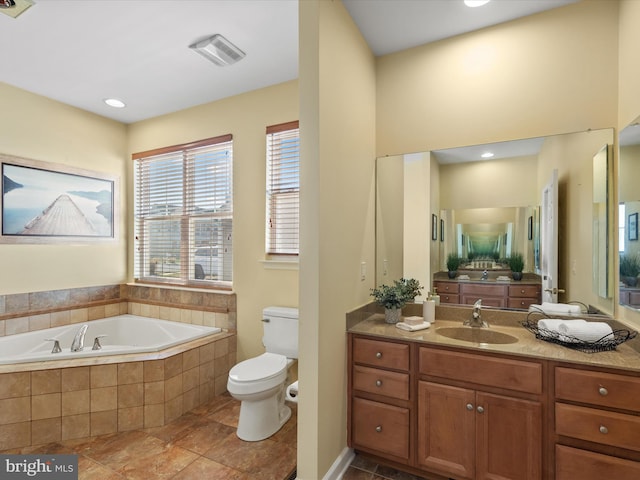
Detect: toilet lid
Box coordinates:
(229, 352, 287, 382)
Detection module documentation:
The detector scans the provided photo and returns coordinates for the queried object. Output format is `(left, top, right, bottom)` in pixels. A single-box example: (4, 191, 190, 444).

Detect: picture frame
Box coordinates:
(432, 214, 438, 241)
(1, 153, 119, 243)
(527, 215, 533, 240)
(629, 212, 638, 241)
(440, 218, 444, 242)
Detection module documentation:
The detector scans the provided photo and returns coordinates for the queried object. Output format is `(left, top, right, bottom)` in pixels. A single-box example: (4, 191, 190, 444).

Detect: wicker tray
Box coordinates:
(521, 319, 637, 353)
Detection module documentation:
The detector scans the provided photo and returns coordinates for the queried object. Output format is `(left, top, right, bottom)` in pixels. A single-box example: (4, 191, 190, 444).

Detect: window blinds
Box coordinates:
(266, 121, 299, 255)
(133, 135, 233, 286)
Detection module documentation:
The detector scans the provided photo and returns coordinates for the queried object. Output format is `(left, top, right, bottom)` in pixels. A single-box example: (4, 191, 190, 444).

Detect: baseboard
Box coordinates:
(322, 447, 355, 480)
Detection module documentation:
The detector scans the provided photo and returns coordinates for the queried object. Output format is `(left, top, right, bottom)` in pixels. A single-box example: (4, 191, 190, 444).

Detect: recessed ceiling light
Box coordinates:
(481, 152, 494, 158)
(465, 0, 491, 7)
(104, 98, 126, 108)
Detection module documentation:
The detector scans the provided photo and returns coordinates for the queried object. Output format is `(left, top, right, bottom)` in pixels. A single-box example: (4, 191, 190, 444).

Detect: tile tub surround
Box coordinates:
(0, 331, 236, 451)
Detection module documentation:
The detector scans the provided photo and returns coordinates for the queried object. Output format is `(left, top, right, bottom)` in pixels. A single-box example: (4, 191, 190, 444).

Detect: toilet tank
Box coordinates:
(262, 306, 298, 359)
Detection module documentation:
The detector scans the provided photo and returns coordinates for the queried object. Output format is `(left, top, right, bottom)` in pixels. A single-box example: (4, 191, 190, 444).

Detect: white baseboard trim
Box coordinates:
(322, 447, 355, 480)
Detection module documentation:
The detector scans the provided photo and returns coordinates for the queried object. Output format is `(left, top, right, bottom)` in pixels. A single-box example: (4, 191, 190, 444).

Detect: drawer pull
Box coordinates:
(520, 289, 525, 294)
(599, 387, 608, 396)
(466, 403, 474, 411)
(375, 380, 382, 387)
(477, 406, 484, 413)
(375, 425, 382, 433)
(599, 425, 608, 434)
(375, 352, 382, 359)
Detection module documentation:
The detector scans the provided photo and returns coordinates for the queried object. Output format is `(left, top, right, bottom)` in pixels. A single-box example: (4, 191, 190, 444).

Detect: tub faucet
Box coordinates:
(71, 324, 88, 352)
(464, 299, 488, 328)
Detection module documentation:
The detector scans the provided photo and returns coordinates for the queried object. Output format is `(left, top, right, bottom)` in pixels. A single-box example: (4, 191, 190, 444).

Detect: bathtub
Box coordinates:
(0, 314, 222, 364)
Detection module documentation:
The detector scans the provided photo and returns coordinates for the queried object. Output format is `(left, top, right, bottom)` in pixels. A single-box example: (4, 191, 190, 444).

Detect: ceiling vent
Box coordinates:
(189, 34, 246, 67)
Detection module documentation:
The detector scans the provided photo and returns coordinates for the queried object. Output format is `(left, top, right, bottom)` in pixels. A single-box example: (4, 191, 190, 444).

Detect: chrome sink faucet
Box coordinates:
(464, 299, 488, 328)
(71, 324, 88, 352)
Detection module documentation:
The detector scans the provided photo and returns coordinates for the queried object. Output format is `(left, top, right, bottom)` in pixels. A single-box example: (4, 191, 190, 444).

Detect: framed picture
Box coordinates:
(629, 213, 638, 241)
(527, 215, 533, 240)
(431, 214, 438, 241)
(1, 153, 119, 243)
(440, 218, 444, 242)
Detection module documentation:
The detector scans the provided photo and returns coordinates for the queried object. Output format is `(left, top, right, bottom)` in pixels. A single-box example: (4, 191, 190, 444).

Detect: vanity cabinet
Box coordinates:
(433, 281, 459, 304)
(553, 366, 640, 479)
(418, 348, 543, 480)
(433, 280, 541, 308)
(508, 284, 542, 309)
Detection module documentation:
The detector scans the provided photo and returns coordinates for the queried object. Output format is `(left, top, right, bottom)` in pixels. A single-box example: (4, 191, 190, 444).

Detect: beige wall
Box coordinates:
(0, 83, 128, 294)
(298, 0, 376, 478)
(127, 80, 300, 363)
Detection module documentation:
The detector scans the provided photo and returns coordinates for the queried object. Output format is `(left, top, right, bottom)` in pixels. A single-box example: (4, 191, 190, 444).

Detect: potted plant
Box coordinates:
(620, 253, 640, 287)
(507, 253, 525, 280)
(371, 278, 422, 324)
(446, 253, 461, 279)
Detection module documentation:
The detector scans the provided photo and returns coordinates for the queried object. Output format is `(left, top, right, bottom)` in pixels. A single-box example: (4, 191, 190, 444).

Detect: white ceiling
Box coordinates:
(0, 0, 576, 125)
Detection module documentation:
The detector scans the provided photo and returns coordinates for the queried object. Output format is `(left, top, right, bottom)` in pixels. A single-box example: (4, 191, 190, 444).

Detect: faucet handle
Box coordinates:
(44, 338, 62, 354)
(92, 335, 108, 351)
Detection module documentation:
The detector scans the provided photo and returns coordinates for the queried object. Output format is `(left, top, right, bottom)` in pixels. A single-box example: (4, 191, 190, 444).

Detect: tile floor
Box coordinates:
(342, 454, 435, 480)
(2, 394, 297, 480)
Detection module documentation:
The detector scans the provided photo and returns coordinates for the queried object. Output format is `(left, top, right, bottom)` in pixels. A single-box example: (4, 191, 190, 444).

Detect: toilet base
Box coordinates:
(236, 386, 292, 441)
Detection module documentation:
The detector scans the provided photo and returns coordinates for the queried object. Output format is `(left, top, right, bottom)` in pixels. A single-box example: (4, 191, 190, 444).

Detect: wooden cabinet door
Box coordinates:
(476, 392, 542, 480)
(417, 381, 475, 479)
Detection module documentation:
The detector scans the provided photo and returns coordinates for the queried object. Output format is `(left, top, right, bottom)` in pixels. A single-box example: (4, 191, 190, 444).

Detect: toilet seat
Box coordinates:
(227, 352, 288, 396)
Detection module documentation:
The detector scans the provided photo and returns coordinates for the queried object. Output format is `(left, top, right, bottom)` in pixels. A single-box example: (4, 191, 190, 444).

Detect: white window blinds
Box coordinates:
(133, 135, 233, 287)
(266, 121, 299, 255)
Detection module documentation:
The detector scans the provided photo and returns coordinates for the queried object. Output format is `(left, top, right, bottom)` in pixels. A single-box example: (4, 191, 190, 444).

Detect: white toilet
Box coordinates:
(227, 306, 298, 441)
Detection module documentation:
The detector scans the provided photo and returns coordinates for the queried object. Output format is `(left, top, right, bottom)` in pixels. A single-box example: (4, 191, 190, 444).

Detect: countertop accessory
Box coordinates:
(396, 321, 430, 332)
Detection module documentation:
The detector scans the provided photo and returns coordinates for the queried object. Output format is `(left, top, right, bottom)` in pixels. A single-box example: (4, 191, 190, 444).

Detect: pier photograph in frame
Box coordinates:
(1, 154, 118, 242)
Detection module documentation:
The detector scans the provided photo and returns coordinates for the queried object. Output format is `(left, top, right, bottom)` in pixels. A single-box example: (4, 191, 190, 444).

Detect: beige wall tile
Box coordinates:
(144, 360, 164, 382)
(5, 317, 28, 335)
(214, 338, 228, 358)
(69, 308, 89, 324)
(202, 311, 216, 328)
(214, 376, 228, 397)
(182, 349, 199, 371)
(164, 395, 183, 424)
(190, 310, 204, 325)
(0, 422, 30, 450)
(90, 364, 117, 388)
(32, 393, 61, 420)
(29, 313, 51, 332)
(179, 309, 192, 324)
(0, 372, 30, 399)
(183, 367, 199, 393)
(61, 413, 90, 440)
(143, 404, 164, 429)
(0, 397, 31, 424)
(199, 381, 214, 403)
(31, 417, 61, 444)
(199, 361, 214, 386)
(91, 386, 117, 412)
(87, 305, 106, 321)
(50, 310, 71, 328)
(183, 388, 200, 412)
(61, 390, 90, 416)
(104, 303, 121, 318)
(61, 367, 90, 392)
(164, 374, 183, 402)
(31, 369, 61, 395)
(140, 303, 160, 318)
(90, 410, 117, 436)
(129, 302, 141, 315)
(118, 362, 143, 385)
(118, 406, 143, 432)
(168, 307, 182, 322)
(144, 381, 164, 405)
(164, 354, 183, 380)
(0, 319, 4, 336)
(117, 384, 143, 409)
(199, 343, 215, 363)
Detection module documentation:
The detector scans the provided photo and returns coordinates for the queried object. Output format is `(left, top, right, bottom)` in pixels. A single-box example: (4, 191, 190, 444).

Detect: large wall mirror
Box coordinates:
(376, 128, 614, 313)
(619, 117, 640, 312)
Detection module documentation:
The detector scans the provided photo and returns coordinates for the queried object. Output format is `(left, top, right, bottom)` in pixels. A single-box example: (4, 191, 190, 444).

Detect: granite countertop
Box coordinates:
(348, 308, 640, 373)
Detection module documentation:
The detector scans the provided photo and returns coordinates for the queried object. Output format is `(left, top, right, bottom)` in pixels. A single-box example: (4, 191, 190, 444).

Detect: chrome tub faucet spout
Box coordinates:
(71, 324, 88, 352)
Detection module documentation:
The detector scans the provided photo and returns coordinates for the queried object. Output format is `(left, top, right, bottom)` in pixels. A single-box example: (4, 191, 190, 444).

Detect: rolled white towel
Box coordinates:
(540, 302, 582, 315)
(538, 319, 585, 339)
(558, 321, 613, 343)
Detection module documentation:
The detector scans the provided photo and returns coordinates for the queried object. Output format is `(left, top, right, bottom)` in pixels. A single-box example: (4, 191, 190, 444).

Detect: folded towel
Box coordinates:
(529, 303, 582, 315)
(558, 321, 613, 343)
(396, 321, 430, 332)
(403, 316, 424, 326)
(538, 319, 585, 339)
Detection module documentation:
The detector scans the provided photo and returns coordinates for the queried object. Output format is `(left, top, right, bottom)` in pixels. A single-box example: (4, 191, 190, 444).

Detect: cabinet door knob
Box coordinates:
(375, 380, 382, 387)
(466, 403, 474, 411)
(477, 406, 484, 413)
(375, 425, 382, 433)
(520, 289, 525, 294)
(599, 425, 608, 434)
(599, 387, 608, 396)
(375, 352, 382, 359)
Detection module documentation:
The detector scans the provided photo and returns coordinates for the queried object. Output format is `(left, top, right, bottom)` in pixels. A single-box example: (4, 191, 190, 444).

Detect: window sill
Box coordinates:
(259, 258, 299, 271)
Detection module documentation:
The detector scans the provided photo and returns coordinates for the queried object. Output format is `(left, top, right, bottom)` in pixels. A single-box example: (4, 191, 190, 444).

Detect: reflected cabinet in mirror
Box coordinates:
(619, 118, 640, 312)
(376, 129, 614, 313)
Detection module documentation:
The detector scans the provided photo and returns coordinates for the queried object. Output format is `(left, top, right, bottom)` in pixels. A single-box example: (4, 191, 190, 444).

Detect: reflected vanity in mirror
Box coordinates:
(619, 118, 640, 311)
(376, 128, 614, 313)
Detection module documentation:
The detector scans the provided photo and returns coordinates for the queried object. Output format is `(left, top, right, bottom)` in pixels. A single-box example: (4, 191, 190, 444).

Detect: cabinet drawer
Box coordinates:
(556, 445, 640, 480)
(440, 293, 460, 304)
(507, 297, 538, 309)
(460, 283, 507, 297)
(508, 285, 541, 298)
(420, 348, 542, 394)
(555, 403, 640, 452)
(434, 282, 459, 294)
(556, 367, 640, 411)
(352, 397, 410, 459)
(353, 365, 409, 400)
(353, 337, 409, 371)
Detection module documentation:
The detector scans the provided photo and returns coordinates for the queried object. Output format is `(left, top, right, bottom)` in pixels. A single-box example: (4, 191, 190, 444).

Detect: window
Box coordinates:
(266, 121, 300, 255)
(133, 135, 233, 287)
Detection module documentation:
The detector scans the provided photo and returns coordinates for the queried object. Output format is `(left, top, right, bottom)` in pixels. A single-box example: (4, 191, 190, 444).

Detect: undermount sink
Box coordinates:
(436, 327, 519, 345)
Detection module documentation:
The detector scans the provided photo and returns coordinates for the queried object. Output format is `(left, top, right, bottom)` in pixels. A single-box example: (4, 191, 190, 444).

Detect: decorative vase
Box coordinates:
(512, 272, 523, 281)
(448, 270, 457, 279)
(625, 276, 638, 287)
(384, 307, 402, 324)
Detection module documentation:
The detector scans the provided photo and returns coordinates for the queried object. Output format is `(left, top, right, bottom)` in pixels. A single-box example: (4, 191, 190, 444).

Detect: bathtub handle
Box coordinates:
(44, 338, 62, 354)
(92, 335, 108, 351)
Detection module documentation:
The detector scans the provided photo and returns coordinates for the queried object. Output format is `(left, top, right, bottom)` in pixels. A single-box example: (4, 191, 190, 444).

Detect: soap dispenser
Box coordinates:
(423, 293, 436, 324)
(430, 287, 440, 306)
